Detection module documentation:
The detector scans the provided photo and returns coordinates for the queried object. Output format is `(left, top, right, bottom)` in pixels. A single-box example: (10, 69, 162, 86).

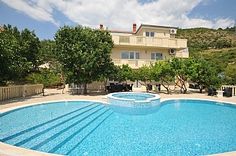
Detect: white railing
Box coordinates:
(112, 59, 156, 69)
(0, 84, 43, 101)
(112, 35, 187, 49)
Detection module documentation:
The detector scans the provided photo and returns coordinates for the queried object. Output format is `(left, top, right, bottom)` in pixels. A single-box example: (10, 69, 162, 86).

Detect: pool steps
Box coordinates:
(1, 103, 95, 141)
(1, 103, 112, 155)
(14, 105, 101, 147)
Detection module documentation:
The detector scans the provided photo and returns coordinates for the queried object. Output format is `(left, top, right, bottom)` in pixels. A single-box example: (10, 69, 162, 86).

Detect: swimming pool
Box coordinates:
(0, 99, 236, 155)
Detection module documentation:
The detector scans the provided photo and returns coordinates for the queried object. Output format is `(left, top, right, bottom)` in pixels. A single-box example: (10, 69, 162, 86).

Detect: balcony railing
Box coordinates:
(112, 59, 158, 69)
(112, 35, 187, 49)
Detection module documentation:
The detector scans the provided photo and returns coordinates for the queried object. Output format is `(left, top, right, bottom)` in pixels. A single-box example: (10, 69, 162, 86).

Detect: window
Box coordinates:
(150, 32, 155, 37)
(145, 32, 155, 37)
(121, 52, 129, 59)
(151, 52, 163, 60)
(135, 52, 139, 59)
(130, 52, 134, 59)
(121, 51, 140, 59)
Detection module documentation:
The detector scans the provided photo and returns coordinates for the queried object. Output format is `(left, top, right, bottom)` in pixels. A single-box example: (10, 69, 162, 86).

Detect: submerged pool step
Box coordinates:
(6, 105, 103, 148)
(52, 110, 113, 155)
(0, 102, 95, 139)
(33, 107, 111, 152)
(28, 106, 108, 151)
(2, 103, 99, 145)
(21, 105, 105, 149)
(1, 103, 96, 143)
(11, 104, 101, 146)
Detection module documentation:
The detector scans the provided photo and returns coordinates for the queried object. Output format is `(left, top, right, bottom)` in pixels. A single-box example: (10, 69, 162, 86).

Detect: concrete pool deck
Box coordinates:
(1, 89, 236, 156)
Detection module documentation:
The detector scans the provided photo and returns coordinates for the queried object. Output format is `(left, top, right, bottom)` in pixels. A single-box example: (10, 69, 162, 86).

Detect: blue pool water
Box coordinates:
(1, 100, 236, 155)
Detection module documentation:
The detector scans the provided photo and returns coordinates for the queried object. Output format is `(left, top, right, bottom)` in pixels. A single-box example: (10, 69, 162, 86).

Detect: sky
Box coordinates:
(0, 0, 235, 40)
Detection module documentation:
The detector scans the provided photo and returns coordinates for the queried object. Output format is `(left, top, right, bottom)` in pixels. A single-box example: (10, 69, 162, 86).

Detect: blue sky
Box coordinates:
(0, 0, 235, 40)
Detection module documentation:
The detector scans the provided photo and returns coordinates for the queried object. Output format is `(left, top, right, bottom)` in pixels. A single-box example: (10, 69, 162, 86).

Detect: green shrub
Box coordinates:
(26, 69, 61, 88)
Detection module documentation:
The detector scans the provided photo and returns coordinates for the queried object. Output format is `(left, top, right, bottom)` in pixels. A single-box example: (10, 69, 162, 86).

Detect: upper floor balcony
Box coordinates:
(112, 35, 187, 49)
(112, 59, 156, 69)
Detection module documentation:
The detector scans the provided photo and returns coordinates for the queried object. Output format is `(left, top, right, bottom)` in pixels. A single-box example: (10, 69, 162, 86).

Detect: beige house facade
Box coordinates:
(105, 24, 188, 69)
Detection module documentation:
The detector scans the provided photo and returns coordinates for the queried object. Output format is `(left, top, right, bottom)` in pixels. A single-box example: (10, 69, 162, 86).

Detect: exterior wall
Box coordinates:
(111, 47, 172, 68)
(175, 48, 189, 58)
(136, 27, 172, 38)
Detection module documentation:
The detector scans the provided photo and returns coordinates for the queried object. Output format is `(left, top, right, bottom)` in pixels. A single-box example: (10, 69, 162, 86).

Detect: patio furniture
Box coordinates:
(223, 88, 232, 97)
(208, 88, 217, 96)
(106, 83, 133, 93)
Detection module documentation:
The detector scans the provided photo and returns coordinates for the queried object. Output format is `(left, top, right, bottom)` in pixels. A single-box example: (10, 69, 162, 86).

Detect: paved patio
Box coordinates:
(1, 88, 236, 112)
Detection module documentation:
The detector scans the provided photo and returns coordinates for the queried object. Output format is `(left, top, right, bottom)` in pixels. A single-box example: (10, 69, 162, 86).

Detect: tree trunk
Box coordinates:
(82, 83, 87, 95)
(161, 80, 170, 94)
(182, 81, 187, 94)
(42, 87, 45, 96)
(199, 85, 203, 93)
(103, 79, 108, 92)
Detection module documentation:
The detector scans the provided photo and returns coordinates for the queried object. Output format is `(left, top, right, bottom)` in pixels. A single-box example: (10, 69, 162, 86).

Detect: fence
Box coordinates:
(221, 85, 236, 96)
(87, 81, 105, 92)
(0, 84, 43, 101)
(68, 82, 105, 94)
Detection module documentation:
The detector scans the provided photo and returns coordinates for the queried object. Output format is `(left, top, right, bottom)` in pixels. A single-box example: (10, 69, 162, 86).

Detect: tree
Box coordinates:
(26, 69, 61, 95)
(135, 65, 152, 92)
(54, 25, 114, 94)
(170, 58, 191, 93)
(115, 64, 134, 82)
(224, 64, 236, 85)
(98, 62, 117, 90)
(188, 58, 222, 92)
(0, 25, 40, 85)
(151, 61, 175, 94)
(38, 40, 56, 65)
(0, 25, 19, 85)
(19, 29, 40, 72)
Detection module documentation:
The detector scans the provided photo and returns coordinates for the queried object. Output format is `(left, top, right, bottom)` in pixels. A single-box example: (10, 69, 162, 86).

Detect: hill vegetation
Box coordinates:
(177, 27, 236, 85)
(177, 27, 236, 56)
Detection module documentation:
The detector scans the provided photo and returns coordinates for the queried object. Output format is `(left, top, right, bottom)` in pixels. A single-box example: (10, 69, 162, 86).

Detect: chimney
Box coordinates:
(100, 24, 104, 30)
(133, 23, 137, 33)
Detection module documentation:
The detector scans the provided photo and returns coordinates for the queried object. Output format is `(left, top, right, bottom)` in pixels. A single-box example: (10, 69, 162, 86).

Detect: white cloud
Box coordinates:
(1, 0, 235, 30)
(1, 0, 58, 26)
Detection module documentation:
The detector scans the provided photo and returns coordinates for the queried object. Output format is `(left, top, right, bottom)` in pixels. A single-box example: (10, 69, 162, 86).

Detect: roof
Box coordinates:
(108, 24, 178, 34)
(109, 30, 134, 34)
(135, 24, 178, 33)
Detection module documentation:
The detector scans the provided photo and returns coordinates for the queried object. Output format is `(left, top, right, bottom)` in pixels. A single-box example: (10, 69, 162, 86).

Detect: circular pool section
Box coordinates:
(107, 92, 161, 115)
(0, 100, 236, 155)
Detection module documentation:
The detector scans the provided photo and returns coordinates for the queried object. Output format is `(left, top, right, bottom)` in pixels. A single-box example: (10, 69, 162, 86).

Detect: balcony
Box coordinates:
(112, 59, 157, 69)
(112, 35, 187, 49)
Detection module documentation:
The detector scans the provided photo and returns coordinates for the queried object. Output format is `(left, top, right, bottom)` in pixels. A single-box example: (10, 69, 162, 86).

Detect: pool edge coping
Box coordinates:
(106, 92, 161, 103)
(0, 99, 109, 114)
(1, 97, 236, 156)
